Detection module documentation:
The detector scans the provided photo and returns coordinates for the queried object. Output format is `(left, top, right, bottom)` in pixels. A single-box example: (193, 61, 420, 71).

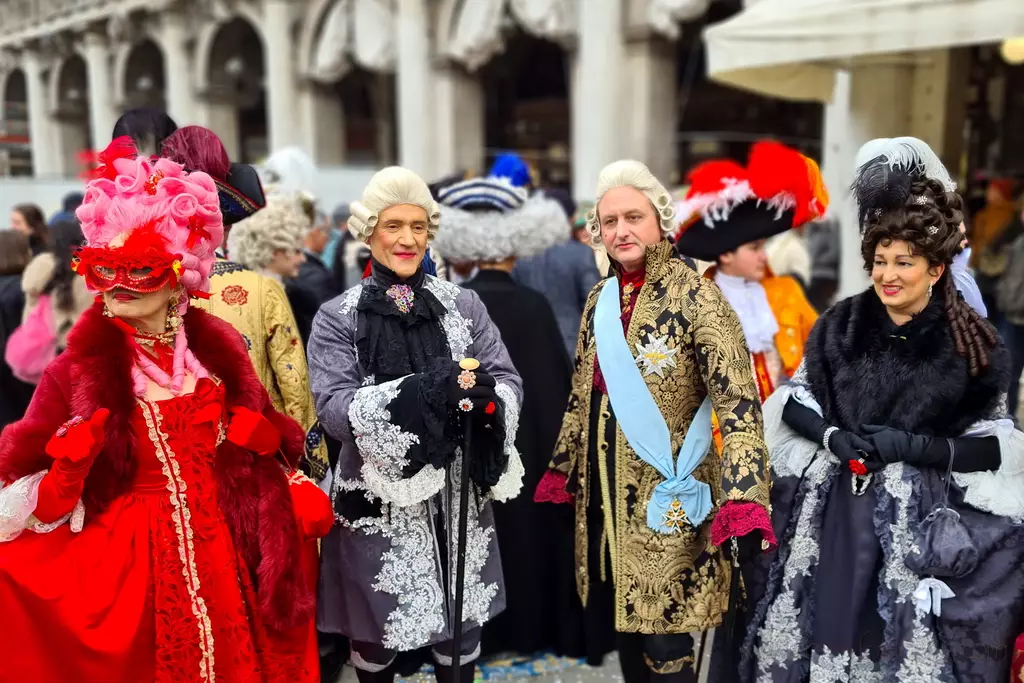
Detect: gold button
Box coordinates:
(787, 329, 795, 337)
(790, 346, 797, 353)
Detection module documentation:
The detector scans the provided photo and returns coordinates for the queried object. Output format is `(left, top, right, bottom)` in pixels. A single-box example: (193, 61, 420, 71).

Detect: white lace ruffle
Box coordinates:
(350, 377, 448, 508)
(490, 382, 525, 502)
(0, 471, 85, 542)
(955, 416, 1024, 522)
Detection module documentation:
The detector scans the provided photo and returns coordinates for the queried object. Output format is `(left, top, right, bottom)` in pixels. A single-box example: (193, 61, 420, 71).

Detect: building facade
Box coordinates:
(0, 0, 827, 199)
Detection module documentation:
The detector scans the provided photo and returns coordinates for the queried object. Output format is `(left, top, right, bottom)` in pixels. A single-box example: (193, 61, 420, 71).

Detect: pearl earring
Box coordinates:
(928, 282, 934, 298)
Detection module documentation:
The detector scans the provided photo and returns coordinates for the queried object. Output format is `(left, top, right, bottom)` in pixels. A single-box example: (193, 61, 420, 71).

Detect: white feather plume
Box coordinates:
(431, 193, 570, 264)
(853, 137, 956, 191)
(260, 147, 318, 198)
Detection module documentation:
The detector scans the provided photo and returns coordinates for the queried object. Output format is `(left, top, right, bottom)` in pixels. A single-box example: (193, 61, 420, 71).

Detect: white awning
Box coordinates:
(704, 0, 1024, 102)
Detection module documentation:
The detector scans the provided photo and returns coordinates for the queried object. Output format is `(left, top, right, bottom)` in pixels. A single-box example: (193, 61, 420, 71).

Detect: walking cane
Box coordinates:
(450, 357, 478, 671)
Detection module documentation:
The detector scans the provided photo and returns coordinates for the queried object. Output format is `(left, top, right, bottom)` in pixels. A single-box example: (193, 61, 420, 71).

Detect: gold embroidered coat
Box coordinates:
(550, 241, 770, 634)
(193, 260, 326, 475)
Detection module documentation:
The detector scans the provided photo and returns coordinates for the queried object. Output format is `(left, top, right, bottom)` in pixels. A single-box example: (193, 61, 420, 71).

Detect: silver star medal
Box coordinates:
(635, 334, 678, 377)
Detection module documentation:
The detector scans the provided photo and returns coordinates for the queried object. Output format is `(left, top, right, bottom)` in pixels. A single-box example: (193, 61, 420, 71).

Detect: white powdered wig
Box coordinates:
(228, 194, 312, 270)
(431, 193, 570, 264)
(586, 160, 676, 245)
(854, 137, 956, 191)
(348, 166, 441, 243)
(260, 146, 318, 198)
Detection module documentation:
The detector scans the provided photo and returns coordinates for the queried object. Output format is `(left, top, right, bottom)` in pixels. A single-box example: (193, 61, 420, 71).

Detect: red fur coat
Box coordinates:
(0, 302, 313, 631)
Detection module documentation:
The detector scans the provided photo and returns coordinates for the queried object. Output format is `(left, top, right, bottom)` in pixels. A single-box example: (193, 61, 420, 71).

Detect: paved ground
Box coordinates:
(335, 653, 624, 683)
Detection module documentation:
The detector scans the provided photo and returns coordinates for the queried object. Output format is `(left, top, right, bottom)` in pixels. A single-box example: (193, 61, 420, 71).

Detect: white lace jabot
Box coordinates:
(713, 271, 779, 354)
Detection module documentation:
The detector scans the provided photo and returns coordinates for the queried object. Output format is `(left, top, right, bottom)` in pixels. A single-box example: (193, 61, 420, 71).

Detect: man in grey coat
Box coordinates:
(512, 189, 601, 359)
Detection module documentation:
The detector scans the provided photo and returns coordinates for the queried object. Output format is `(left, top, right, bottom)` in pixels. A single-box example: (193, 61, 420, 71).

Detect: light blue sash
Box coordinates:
(593, 278, 713, 533)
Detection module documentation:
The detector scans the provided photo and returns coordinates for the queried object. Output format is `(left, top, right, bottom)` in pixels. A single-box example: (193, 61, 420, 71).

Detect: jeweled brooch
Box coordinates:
(386, 284, 415, 314)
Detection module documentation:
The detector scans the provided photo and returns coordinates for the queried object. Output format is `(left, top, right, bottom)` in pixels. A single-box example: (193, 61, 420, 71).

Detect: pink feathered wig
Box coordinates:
(73, 137, 226, 396)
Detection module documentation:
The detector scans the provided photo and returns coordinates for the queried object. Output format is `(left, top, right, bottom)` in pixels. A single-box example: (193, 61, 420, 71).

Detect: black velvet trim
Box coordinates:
(803, 286, 1009, 437)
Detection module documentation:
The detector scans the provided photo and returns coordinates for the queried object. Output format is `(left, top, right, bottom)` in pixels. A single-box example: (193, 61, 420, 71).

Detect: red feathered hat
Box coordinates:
(674, 141, 829, 261)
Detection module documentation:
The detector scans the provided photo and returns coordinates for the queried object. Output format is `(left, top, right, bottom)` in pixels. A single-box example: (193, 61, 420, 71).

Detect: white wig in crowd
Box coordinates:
(227, 194, 312, 271)
(348, 166, 441, 243)
(586, 160, 676, 245)
(431, 186, 569, 264)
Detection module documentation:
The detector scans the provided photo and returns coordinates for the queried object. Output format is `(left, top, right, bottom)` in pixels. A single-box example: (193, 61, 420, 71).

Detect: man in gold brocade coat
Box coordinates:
(536, 161, 775, 683)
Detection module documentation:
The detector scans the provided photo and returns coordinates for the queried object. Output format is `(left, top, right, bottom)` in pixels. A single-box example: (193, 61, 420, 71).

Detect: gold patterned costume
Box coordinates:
(546, 241, 770, 638)
(193, 259, 327, 478)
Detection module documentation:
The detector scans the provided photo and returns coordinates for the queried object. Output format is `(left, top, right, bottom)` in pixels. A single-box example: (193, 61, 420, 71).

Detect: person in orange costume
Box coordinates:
(676, 141, 826, 403)
(0, 139, 333, 683)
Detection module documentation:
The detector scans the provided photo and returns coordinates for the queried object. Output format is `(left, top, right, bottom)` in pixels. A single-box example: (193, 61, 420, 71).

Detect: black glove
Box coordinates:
(782, 397, 877, 468)
(858, 425, 1001, 473)
(445, 361, 499, 418)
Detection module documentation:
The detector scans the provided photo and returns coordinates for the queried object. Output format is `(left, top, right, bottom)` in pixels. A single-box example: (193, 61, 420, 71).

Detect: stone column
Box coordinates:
(298, 81, 346, 164)
(621, 36, 677, 184)
(396, 0, 432, 176)
(21, 50, 57, 178)
(83, 31, 119, 149)
(158, 11, 197, 125)
(826, 63, 914, 299)
(432, 65, 484, 176)
(199, 102, 241, 159)
(571, 0, 625, 199)
(263, 0, 301, 152)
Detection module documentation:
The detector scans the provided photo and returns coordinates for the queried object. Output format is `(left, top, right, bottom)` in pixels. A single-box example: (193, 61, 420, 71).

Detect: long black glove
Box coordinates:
(782, 396, 877, 467)
(858, 425, 1001, 473)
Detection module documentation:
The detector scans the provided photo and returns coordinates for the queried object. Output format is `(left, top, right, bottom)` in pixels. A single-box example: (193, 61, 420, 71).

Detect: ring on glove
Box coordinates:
(458, 398, 474, 412)
(457, 369, 477, 390)
(849, 457, 868, 476)
(56, 416, 85, 438)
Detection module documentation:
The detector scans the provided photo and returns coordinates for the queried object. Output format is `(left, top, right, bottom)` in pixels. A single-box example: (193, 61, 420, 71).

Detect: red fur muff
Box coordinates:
(0, 303, 314, 632)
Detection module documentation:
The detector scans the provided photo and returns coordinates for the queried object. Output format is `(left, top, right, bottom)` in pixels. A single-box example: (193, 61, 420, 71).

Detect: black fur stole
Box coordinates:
(803, 287, 1009, 437)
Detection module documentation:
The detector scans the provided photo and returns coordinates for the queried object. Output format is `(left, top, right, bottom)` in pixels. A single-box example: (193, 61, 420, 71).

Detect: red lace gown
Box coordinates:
(0, 379, 317, 683)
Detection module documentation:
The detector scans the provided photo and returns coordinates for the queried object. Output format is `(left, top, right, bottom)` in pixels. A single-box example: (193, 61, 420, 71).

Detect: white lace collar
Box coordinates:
(713, 271, 779, 354)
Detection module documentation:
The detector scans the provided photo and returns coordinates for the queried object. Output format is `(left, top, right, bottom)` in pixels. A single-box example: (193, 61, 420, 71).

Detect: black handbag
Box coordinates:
(905, 439, 979, 579)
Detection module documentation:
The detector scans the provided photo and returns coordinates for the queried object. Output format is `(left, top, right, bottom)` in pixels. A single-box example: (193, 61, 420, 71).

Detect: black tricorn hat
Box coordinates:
(216, 163, 266, 226)
(675, 200, 794, 261)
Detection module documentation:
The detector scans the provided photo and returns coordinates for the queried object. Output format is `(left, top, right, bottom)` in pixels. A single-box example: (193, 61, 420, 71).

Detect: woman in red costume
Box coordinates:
(0, 139, 332, 683)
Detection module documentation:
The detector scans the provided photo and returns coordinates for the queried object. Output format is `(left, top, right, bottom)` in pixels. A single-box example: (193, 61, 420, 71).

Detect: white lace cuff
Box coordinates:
(490, 383, 524, 502)
(954, 418, 1024, 521)
(350, 376, 445, 507)
(0, 471, 85, 542)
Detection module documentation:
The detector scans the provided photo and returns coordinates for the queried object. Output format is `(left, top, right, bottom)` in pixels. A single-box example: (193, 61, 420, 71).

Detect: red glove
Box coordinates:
(288, 472, 334, 540)
(36, 409, 110, 524)
(226, 406, 282, 456)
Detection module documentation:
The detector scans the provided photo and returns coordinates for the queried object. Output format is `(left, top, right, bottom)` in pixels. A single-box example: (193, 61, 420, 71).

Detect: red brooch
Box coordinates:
(145, 171, 165, 195)
(849, 459, 868, 476)
(220, 285, 249, 306)
(484, 402, 496, 415)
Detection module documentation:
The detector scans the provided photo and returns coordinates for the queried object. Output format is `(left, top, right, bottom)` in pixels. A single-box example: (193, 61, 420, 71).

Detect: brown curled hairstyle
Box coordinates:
(860, 177, 999, 376)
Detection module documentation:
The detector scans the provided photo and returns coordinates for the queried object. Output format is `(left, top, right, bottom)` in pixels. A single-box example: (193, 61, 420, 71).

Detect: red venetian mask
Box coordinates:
(73, 224, 182, 294)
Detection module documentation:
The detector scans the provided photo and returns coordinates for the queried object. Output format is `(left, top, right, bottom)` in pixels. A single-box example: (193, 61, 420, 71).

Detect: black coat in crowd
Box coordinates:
(0, 274, 35, 429)
(462, 269, 593, 659)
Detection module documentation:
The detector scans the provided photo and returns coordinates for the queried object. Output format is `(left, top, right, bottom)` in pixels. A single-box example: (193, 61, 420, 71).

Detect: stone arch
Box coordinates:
(480, 27, 572, 186)
(0, 67, 26, 122)
(297, 0, 338, 81)
(113, 38, 166, 109)
(192, 9, 265, 94)
(47, 52, 89, 117)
